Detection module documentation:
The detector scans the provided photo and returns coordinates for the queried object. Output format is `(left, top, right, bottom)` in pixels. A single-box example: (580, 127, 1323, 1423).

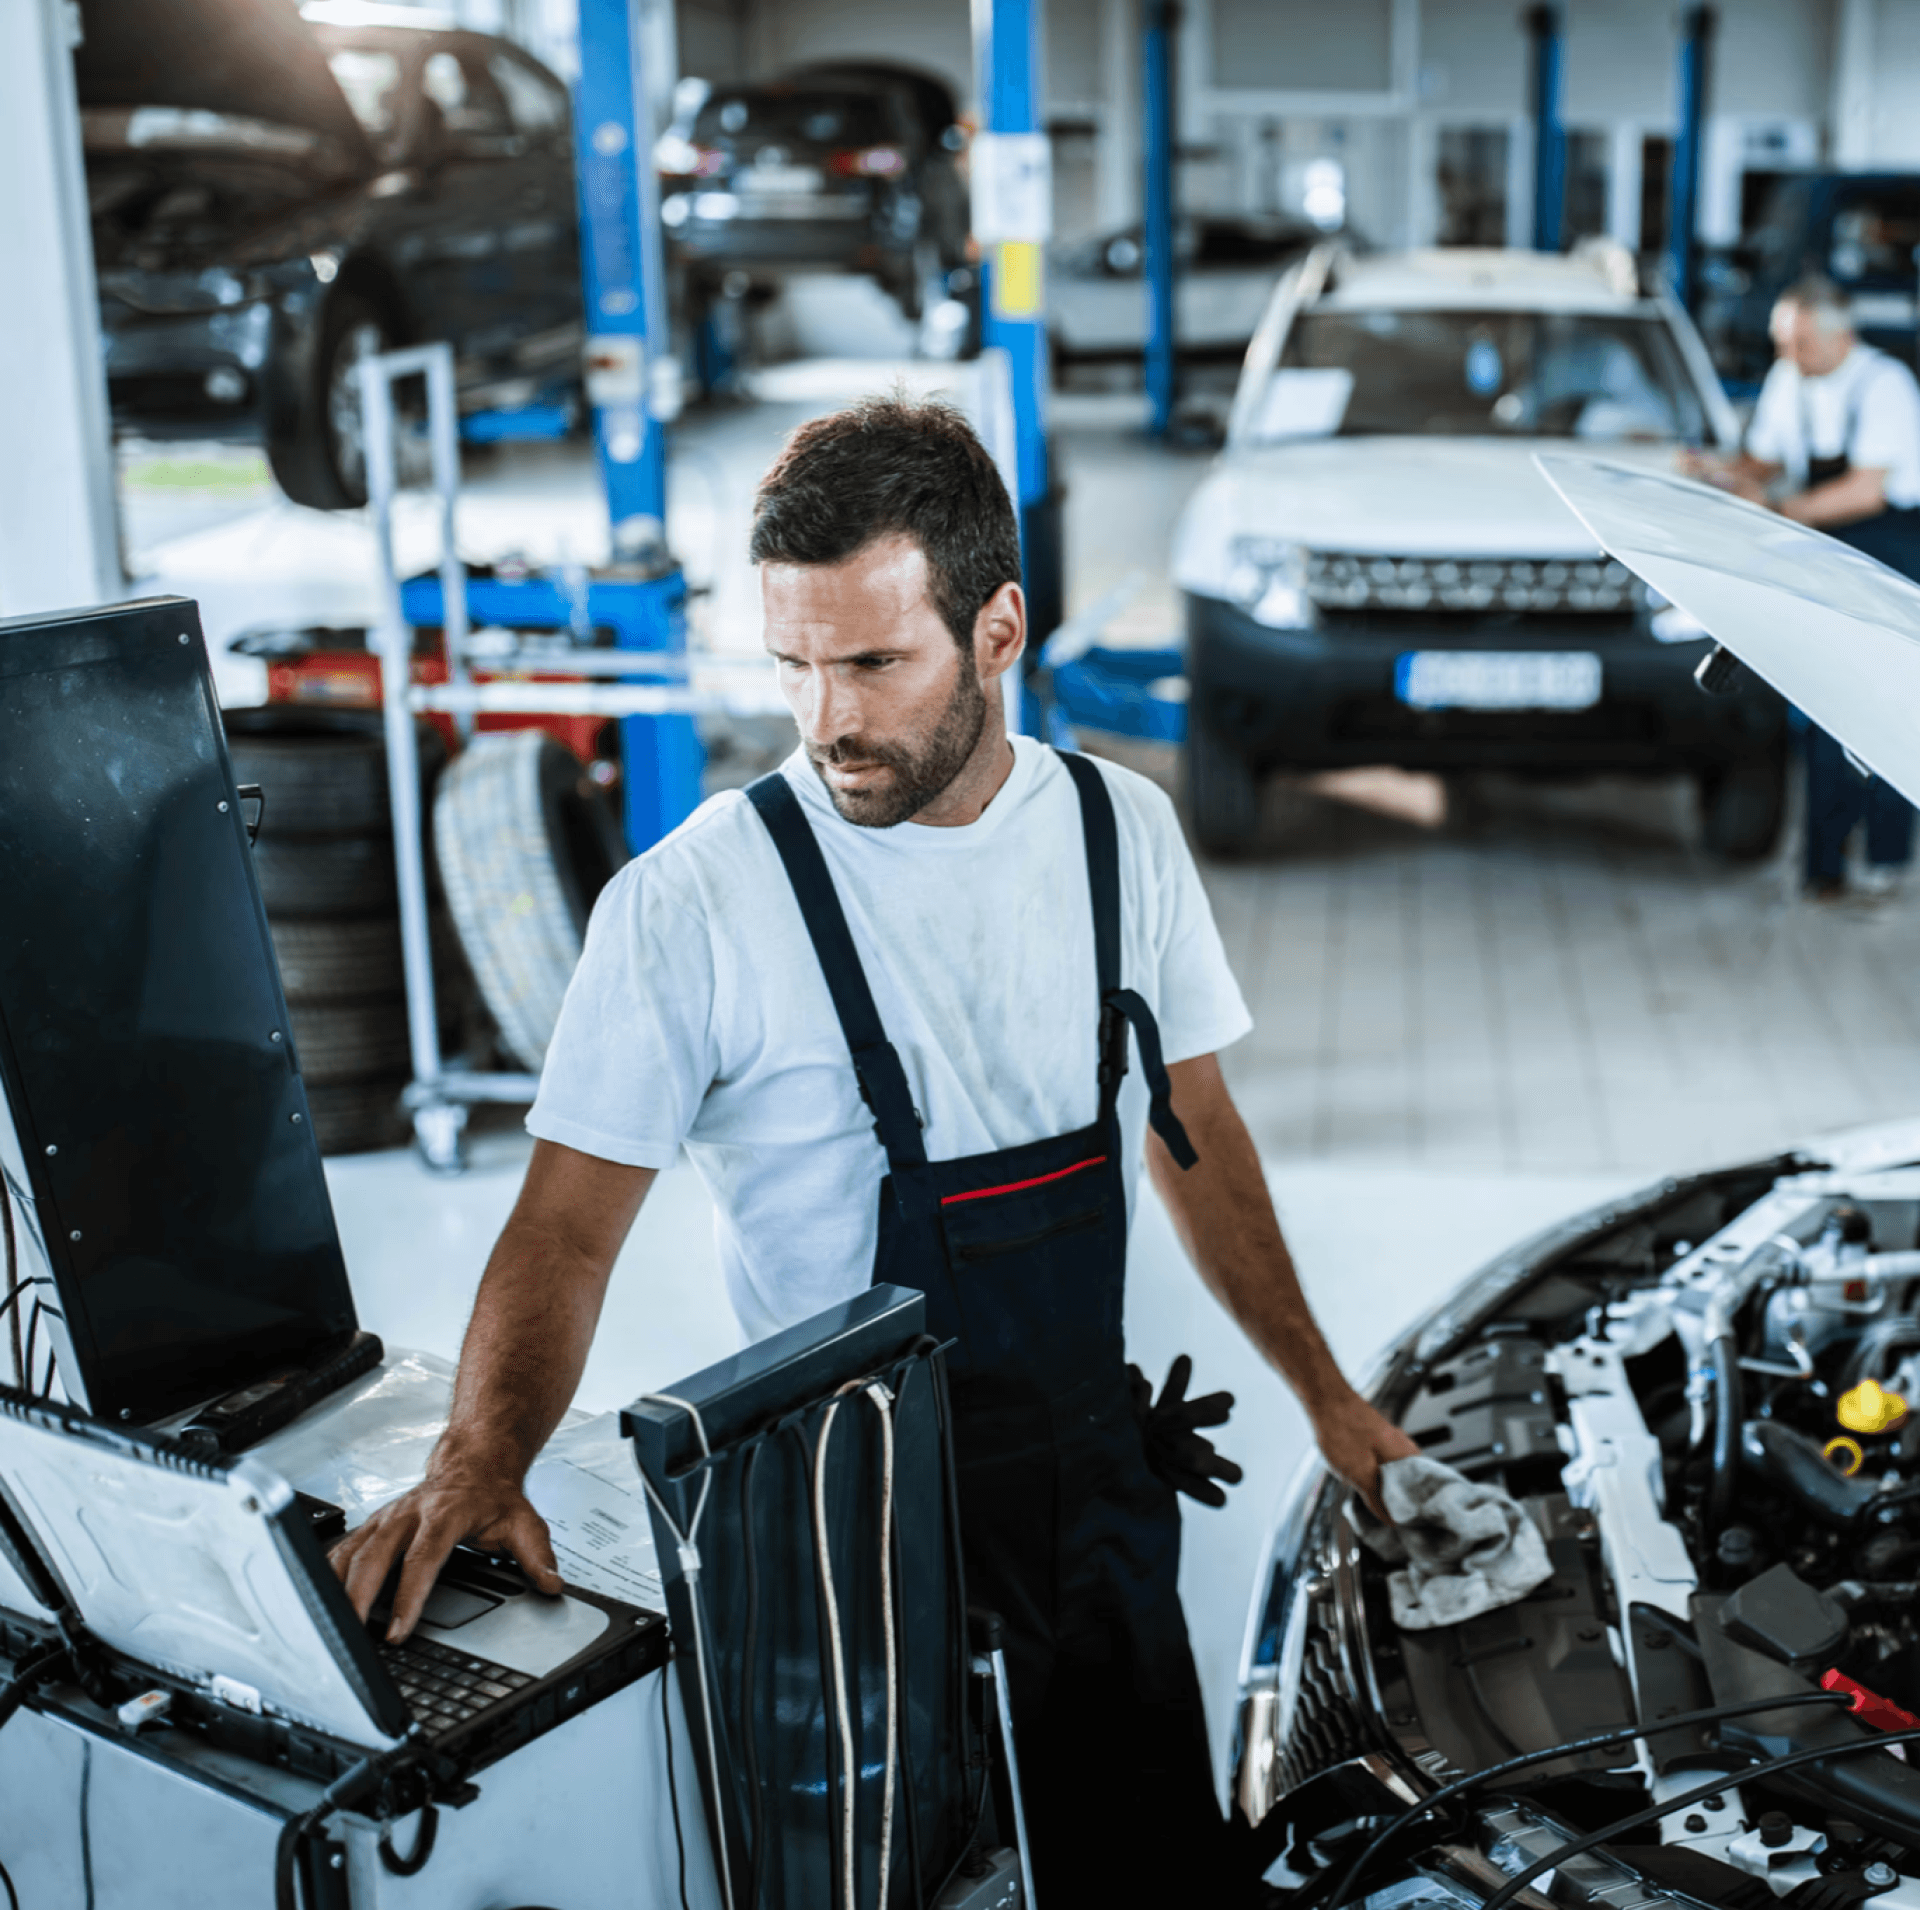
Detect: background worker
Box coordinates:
(1688, 274, 1920, 899)
(331, 397, 1416, 1900)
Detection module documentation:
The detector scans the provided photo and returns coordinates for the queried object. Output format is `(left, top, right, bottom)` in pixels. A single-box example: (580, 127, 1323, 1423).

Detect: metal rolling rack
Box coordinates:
(358, 343, 779, 1172)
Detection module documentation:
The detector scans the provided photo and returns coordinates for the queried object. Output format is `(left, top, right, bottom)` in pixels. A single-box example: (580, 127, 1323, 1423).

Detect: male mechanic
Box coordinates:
(333, 398, 1415, 1895)
(1690, 274, 1920, 899)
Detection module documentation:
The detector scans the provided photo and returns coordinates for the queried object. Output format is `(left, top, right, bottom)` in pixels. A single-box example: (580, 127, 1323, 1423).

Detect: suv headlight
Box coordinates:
(1226, 537, 1313, 629)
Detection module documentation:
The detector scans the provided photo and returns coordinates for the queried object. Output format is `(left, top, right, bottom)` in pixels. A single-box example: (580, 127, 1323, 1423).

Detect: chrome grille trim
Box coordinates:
(1306, 551, 1644, 615)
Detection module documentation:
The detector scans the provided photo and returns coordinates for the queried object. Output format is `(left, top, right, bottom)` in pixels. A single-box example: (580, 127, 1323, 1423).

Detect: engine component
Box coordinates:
(1742, 1420, 1881, 1528)
(1830, 1435, 1869, 1477)
(1841, 1379, 1912, 1436)
(1823, 1669, 1920, 1734)
(1720, 1564, 1849, 1669)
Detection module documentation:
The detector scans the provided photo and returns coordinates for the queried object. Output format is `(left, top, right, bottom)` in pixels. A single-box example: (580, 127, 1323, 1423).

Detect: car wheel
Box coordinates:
(266, 292, 392, 511)
(1699, 750, 1786, 862)
(1185, 713, 1263, 856)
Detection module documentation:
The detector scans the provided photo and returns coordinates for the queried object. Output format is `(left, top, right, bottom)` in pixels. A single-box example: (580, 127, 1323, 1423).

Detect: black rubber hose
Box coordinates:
(1482, 1721, 1920, 1910)
(1707, 1330, 1742, 1537)
(1325, 1689, 1852, 1908)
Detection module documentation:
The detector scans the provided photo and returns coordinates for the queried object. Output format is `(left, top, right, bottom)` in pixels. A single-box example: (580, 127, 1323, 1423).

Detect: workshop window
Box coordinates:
(1436, 127, 1508, 246)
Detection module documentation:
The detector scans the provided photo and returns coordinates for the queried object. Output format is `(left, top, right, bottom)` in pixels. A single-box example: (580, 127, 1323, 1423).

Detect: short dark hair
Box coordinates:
(1778, 273, 1854, 333)
(749, 394, 1023, 648)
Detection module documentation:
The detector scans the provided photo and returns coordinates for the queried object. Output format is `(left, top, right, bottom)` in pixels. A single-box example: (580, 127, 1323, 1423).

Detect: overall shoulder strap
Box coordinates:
(1056, 751, 1198, 1170)
(743, 775, 928, 1169)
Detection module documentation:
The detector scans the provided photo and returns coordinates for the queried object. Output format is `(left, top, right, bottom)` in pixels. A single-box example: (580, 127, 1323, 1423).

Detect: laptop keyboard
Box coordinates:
(381, 1633, 533, 1734)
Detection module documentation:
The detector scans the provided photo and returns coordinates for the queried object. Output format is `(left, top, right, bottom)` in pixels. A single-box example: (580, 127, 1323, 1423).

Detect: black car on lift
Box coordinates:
(654, 66, 969, 318)
(78, 0, 583, 509)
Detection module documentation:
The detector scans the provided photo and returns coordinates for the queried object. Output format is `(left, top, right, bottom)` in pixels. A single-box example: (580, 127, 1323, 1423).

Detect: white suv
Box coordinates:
(1170, 244, 1787, 857)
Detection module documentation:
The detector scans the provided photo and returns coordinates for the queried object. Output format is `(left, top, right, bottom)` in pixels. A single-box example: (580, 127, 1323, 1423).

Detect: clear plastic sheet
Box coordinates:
(255, 1348, 661, 1610)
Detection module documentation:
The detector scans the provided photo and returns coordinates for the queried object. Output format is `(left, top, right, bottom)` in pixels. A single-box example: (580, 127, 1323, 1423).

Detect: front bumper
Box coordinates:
(102, 299, 276, 440)
(1187, 591, 1785, 776)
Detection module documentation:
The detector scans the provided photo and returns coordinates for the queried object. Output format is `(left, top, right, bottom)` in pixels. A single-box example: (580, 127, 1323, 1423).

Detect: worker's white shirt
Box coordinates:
(528, 740, 1253, 1341)
(1746, 345, 1920, 507)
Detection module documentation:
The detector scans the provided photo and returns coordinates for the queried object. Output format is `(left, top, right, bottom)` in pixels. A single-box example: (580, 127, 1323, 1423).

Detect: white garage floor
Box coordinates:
(119, 285, 1920, 1796)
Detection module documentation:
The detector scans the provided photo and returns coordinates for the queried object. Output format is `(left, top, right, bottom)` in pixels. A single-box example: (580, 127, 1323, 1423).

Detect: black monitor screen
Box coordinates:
(0, 597, 356, 1420)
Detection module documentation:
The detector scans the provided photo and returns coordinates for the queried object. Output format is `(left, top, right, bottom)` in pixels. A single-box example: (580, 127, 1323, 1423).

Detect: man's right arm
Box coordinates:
(329, 1139, 656, 1640)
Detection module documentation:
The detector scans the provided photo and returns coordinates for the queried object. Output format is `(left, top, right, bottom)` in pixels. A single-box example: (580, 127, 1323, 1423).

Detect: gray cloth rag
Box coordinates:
(1355, 1455, 1553, 1631)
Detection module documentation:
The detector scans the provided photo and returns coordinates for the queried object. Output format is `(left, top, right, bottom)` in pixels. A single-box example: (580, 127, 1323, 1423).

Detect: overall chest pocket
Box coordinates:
(934, 1152, 1124, 1374)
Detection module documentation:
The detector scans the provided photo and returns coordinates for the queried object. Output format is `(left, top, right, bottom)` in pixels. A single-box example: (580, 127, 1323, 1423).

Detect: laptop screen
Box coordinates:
(0, 597, 357, 1421)
(0, 1389, 404, 1747)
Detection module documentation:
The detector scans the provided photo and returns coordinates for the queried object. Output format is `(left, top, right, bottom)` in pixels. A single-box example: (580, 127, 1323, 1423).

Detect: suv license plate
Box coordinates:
(749, 165, 823, 193)
(1396, 651, 1602, 712)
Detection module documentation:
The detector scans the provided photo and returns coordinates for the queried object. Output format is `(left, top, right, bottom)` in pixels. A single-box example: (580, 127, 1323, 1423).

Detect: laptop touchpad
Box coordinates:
(426, 1592, 611, 1679)
(418, 1583, 500, 1629)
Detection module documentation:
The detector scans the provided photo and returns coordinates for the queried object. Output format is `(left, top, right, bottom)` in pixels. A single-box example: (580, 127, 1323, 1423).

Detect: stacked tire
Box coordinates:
(225, 709, 466, 1155)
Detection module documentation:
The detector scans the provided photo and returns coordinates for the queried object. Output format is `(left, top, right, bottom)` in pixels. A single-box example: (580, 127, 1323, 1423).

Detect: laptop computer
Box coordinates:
(0, 1383, 666, 1782)
(0, 596, 380, 1445)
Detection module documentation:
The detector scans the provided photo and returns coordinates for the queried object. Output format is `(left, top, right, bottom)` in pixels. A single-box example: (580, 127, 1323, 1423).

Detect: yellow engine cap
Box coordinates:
(1838, 1378, 1910, 1435)
(1826, 1436, 1866, 1476)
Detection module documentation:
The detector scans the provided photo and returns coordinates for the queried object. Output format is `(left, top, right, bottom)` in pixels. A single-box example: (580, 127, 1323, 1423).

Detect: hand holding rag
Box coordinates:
(1355, 1454, 1552, 1630)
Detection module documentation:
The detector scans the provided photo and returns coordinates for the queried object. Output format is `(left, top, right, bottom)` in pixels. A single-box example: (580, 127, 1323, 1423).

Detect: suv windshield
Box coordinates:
(1260, 307, 1707, 443)
(693, 90, 896, 151)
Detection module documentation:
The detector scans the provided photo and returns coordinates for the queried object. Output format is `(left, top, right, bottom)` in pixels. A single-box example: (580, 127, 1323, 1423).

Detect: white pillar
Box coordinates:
(1607, 123, 1642, 251)
(0, 0, 123, 617)
(1832, 0, 1876, 169)
(1096, 0, 1140, 229)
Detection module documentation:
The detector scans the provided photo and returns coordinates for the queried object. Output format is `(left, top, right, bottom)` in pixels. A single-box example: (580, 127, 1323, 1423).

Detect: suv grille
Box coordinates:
(1306, 552, 1643, 615)
(1276, 1622, 1365, 1796)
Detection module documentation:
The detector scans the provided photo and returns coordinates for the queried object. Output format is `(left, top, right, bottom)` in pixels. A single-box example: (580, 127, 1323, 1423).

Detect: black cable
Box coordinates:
(0, 1855, 18, 1910)
(272, 1735, 424, 1910)
(1707, 1330, 1742, 1536)
(796, 1411, 849, 1910)
(1326, 1689, 1854, 1908)
(661, 1642, 691, 1910)
(376, 1802, 437, 1876)
(1482, 1721, 1920, 1910)
(888, 1369, 925, 1910)
(737, 1437, 765, 1910)
(0, 1169, 19, 1389)
(78, 1734, 94, 1910)
(21, 1305, 38, 1401)
(38, 1339, 55, 1401)
(923, 1764, 991, 1910)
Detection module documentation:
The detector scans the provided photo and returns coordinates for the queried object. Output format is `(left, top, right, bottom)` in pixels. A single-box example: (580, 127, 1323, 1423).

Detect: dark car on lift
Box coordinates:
(1696, 170, 1920, 390)
(78, 0, 583, 510)
(654, 66, 968, 317)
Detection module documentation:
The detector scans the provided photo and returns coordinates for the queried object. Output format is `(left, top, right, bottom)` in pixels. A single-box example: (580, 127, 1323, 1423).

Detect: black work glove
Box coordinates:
(1127, 1354, 1244, 1508)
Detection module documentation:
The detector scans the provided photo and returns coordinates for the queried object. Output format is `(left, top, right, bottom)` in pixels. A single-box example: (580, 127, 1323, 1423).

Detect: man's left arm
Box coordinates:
(1147, 1052, 1418, 1520)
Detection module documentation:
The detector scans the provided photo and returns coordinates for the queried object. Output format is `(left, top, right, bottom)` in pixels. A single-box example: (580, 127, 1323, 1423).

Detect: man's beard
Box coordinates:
(807, 657, 988, 828)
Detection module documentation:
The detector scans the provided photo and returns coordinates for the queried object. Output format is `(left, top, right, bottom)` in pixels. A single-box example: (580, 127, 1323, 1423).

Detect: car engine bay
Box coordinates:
(1247, 1154, 1920, 1907)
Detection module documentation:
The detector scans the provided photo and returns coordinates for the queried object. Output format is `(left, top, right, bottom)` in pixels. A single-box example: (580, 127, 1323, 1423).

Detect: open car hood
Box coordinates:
(75, 0, 371, 163)
(1537, 454, 1920, 810)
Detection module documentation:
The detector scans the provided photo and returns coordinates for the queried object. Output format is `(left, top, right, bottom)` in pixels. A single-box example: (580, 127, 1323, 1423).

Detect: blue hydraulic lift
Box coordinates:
(1143, 1, 1178, 437)
(1527, 4, 1565, 252)
(975, 0, 1063, 669)
(403, 0, 703, 855)
(1669, 6, 1716, 311)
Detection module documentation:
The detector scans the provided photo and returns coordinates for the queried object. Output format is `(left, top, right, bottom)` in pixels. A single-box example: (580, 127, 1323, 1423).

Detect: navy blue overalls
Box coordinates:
(746, 751, 1233, 1903)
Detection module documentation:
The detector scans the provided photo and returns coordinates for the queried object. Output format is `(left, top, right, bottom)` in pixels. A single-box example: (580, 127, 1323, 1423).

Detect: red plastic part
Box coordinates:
(265, 648, 612, 767)
(1822, 1668, 1920, 1733)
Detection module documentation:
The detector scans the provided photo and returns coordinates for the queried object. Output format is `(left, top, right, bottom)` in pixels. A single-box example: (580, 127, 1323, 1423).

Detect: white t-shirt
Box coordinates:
(1746, 345, 1920, 507)
(528, 739, 1252, 1341)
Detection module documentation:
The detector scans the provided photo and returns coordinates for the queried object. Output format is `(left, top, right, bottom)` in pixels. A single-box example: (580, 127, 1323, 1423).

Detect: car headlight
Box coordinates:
(1226, 537, 1313, 629)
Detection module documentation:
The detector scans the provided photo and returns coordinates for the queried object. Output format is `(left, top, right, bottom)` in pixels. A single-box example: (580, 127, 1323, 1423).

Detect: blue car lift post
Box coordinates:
(1527, 5, 1565, 253)
(1028, 0, 1191, 748)
(372, 0, 707, 1169)
(1669, 7, 1716, 312)
(975, 0, 1063, 732)
(401, 0, 702, 857)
